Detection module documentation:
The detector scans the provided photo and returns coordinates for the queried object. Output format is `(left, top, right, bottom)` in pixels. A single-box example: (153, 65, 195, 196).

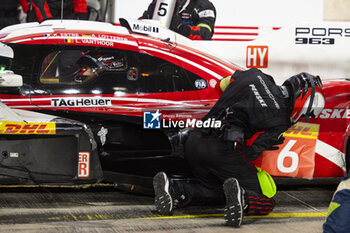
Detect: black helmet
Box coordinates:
(74, 53, 127, 82)
(77, 54, 127, 72)
(282, 72, 325, 123)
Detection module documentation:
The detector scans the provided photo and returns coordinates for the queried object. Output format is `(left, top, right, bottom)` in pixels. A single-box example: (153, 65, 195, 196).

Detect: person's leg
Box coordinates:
(183, 130, 264, 204)
(153, 172, 224, 215)
(153, 130, 229, 215)
(185, 131, 276, 225)
(223, 178, 275, 227)
(171, 178, 225, 207)
(173, 130, 274, 220)
(187, 134, 262, 194)
(178, 130, 229, 206)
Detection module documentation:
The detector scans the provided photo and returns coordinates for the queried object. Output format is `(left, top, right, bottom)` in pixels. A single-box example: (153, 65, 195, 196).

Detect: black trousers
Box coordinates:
(172, 130, 275, 215)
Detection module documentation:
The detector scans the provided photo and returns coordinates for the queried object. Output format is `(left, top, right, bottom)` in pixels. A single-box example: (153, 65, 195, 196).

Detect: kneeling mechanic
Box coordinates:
(153, 68, 325, 227)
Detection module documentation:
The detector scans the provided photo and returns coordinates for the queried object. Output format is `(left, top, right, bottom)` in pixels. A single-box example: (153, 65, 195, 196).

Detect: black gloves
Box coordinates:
(268, 135, 285, 150)
(176, 24, 192, 37)
(246, 126, 288, 160)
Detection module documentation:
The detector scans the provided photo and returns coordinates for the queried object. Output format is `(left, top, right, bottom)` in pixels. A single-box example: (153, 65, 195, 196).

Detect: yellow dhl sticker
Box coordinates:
(283, 122, 320, 139)
(0, 121, 56, 134)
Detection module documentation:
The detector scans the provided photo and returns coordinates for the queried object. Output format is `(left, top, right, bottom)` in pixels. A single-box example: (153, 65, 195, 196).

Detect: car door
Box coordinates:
(135, 42, 205, 122)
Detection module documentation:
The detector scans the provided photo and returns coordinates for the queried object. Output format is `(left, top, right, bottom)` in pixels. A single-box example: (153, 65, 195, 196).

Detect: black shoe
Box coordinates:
(223, 178, 243, 227)
(153, 172, 173, 215)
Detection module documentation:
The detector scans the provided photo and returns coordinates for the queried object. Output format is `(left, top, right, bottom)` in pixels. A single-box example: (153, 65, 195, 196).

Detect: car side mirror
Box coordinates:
(0, 72, 23, 87)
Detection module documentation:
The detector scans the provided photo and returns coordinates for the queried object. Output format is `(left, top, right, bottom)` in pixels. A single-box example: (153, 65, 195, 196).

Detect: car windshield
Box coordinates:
(40, 50, 128, 85)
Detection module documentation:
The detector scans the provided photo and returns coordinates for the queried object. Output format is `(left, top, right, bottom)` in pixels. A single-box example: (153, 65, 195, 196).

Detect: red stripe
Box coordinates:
(249, 206, 273, 210)
(30, 2, 44, 22)
(117, 24, 261, 30)
(249, 201, 273, 205)
(214, 32, 258, 36)
(116, 23, 276, 33)
(189, 35, 203, 40)
(43, 1, 53, 19)
(215, 26, 259, 30)
(245, 131, 265, 147)
(248, 196, 272, 201)
(212, 38, 254, 42)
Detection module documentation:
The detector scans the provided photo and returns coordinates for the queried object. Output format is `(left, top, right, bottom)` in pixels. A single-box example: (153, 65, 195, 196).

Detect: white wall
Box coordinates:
(212, 0, 323, 26)
(111, 0, 350, 82)
(112, 0, 324, 26)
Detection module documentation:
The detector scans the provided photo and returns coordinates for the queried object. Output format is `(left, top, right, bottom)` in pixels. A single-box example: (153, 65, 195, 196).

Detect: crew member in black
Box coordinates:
(153, 68, 325, 227)
(0, 0, 19, 29)
(20, 0, 87, 22)
(140, 0, 216, 40)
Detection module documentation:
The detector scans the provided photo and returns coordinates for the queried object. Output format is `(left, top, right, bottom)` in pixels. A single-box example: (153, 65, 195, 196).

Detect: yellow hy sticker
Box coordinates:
(0, 121, 56, 134)
(283, 122, 320, 139)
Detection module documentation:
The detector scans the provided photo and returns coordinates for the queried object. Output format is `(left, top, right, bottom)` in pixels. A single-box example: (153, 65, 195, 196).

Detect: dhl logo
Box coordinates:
(0, 121, 56, 134)
(283, 122, 320, 139)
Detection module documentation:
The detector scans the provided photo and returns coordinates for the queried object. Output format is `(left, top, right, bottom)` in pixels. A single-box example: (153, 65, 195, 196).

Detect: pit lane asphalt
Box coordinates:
(0, 182, 337, 233)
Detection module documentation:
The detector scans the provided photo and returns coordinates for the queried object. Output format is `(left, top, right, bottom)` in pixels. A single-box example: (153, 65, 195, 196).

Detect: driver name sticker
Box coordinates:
(74, 38, 114, 47)
(51, 98, 112, 107)
(51, 33, 130, 47)
(78, 152, 90, 178)
(0, 121, 56, 134)
(260, 122, 320, 179)
(53, 33, 127, 40)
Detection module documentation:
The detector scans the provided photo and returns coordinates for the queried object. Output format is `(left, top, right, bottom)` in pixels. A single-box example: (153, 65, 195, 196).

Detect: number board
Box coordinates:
(260, 122, 320, 179)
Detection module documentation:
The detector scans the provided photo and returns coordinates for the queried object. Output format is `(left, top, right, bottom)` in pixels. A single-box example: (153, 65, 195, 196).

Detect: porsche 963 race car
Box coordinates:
(0, 19, 349, 190)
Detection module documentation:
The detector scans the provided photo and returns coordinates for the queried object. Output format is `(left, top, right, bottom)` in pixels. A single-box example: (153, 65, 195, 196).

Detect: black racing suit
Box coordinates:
(0, 0, 19, 30)
(172, 68, 292, 215)
(46, 0, 87, 20)
(21, 0, 87, 22)
(140, 0, 216, 40)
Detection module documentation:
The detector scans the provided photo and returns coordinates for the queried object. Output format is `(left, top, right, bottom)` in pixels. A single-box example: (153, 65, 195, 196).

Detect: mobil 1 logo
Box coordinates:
(295, 27, 350, 45)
